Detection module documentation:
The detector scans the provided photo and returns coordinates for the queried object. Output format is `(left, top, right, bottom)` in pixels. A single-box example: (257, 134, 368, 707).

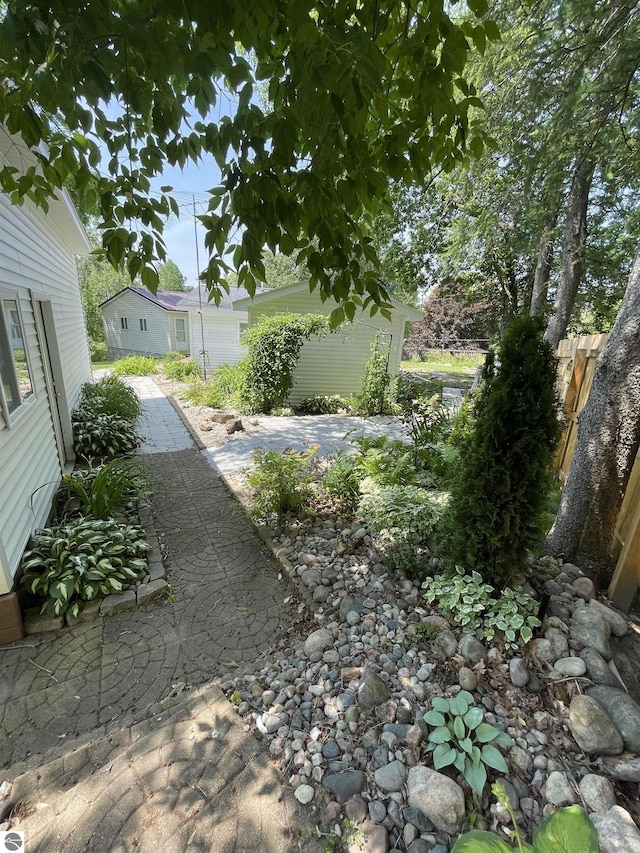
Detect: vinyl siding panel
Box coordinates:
(188, 309, 248, 369)
(102, 291, 178, 358)
(0, 192, 91, 593)
(247, 290, 407, 404)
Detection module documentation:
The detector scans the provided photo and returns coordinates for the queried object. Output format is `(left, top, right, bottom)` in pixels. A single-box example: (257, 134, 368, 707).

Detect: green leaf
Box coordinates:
(464, 706, 483, 730)
(423, 710, 446, 727)
(451, 829, 513, 853)
(475, 723, 501, 743)
(463, 758, 487, 797)
(449, 692, 471, 716)
(533, 806, 599, 853)
(453, 714, 465, 740)
(429, 726, 452, 744)
(433, 743, 457, 770)
(431, 696, 450, 713)
(480, 743, 508, 772)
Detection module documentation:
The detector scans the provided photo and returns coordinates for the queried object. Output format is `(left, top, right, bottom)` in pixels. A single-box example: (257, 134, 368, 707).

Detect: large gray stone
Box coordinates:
(570, 618, 612, 659)
(458, 634, 487, 664)
(432, 629, 458, 659)
(588, 598, 629, 637)
(24, 609, 64, 634)
(509, 657, 530, 688)
(569, 695, 623, 756)
(374, 760, 407, 793)
(605, 756, 640, 782)
(304, 628, 334, 656)
(592, 806, 640, 852)
(358, 668, 391, 710)
(572, 576, 597, 601)
(578, 774, 617, 813)
(323, 771, 367, 804)
(554, 656, 587, 678)
(136, 578, 168, 606)
(544, 771, 576, 806)
(99, 589, 137, 615)
(587, 686, 640, 754)
(580, 647, 623, 688)
(407, 766, 465, 835)
(346, 821, 389, 853)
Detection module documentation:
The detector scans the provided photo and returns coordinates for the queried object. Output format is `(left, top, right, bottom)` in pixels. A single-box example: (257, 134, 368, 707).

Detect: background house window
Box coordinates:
(175, 317, 186, 343)
(139, 318, 147, 331)
(238, 321, 248, 342)
(0, 298, 34, 424)
(120, 317, 128, 330)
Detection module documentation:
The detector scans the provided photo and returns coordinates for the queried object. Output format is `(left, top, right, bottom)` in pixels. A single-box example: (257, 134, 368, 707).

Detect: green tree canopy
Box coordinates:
(0, 0, 497, 323)
(158, 259, 189, 292)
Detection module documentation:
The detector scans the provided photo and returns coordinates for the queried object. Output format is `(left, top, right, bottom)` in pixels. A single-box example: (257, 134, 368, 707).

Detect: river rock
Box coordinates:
(358, 668, 392, 710)
(578, 774, 617, 812)
(587, 686, 640, 754)
(346, 821, 389, 853)
(591, 806, 640, 852)
(530, 638, 556, 664)
(458, 634, 487, 664)
(374, 760, 407, 793)
(304, 628, 334, 656)
(580, 647, 622, 687)
(294, 784, 314, 804)
(604, 755, 640, 782)
(554, 657, 587, 677)
(509, 658, 530, 688)
(323, 770, 367, 803)
(544, 771, 576, 806)
(570, 618, 612, 659)
(588, 598, 629, 637)
(458, 667, 478, 691)
(433, 629, 458, 659)
(572, 576, 597, 601)
(569, 695, 623, 755)
(407, 766, 465, 835)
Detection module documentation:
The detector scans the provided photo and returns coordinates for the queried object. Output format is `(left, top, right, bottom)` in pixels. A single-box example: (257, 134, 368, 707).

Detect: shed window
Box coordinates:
(238, 321, 248, 342)
(139, 318, 147, 331)
(0, 298, 35, 425)
(120, 317, 128, 330)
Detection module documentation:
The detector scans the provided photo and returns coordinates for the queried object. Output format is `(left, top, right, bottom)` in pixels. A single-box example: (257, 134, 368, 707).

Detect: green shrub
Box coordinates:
(352, 435, 418, 487)
(184, 363, 246, 408)
(359, 485, 446, 574)
(453, 797, 598, 853)
(55, 461, 151, 521)
(163, 350, 185, 362)
(297, 395, 351, 415)
(355, 334, 393, 415)
(322, 453, 360, 511)
(440, 315, 560, 586)
(72, 411, 143, 460)
(111, 355, 158, 376)
(246, 446, 319, 520)
(89, 338, 108, 362)
(239, 314, 329, 414)
(423, 691, 513, 798)
(395, 373, 443, 413)
(80, 376, 142, 422)
(421, 566, 541, 649)
(21, 518, 150, 617)
(163, 357, 200, 381)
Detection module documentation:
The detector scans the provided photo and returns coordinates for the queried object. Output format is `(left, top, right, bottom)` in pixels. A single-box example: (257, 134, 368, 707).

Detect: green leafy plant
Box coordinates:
(184, 363, 246, 409)
(441, 315, 561, 586)
(452, 788, 598, 853)
(162, 357, 200, 381)
(55, 461, 151, 521)
(80, 376, 143, 422)
(297, 394, 351, 415)
(423, 691, 513, 798)
(322, 453, 361, 511)
(246, 446, 320, 519)
(89, 338, 108, 362)
(395, 373, 444, 414)
(359, 485, 446, 574)
(352, 435, 418, 487)
(239, 313, 330, 414)
(163, 350, 186, 362)
(72, 410, 143, 460)
(422, 567, 541, 649)
(111, 355, 158, 376)
(21, 518, 150, 617)
(355, 333, 393, 416)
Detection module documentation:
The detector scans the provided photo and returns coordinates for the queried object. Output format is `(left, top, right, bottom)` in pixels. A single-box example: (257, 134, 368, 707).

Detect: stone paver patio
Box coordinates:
(0, 377, 307, 851)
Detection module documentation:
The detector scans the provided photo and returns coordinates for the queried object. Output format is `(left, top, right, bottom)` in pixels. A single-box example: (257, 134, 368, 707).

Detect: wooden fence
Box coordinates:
(555, 334, 640, 610)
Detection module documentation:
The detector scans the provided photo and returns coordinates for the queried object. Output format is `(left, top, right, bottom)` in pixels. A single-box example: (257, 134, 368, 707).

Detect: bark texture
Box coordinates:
(547, 248, 640, 582)
(530, 215, 557, 316)
(544, 158, 595, 348)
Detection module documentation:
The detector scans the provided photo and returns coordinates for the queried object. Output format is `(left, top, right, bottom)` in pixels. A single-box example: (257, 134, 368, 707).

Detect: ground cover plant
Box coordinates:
(246, 446, 320, 520)
(162, 356, 200, 381)
(110, 356, 158, 376)
(297, 395, 351, 415)
(72, 377, 143, 460)
(21, 519, 150, 617)
(54, 461, 151, 522)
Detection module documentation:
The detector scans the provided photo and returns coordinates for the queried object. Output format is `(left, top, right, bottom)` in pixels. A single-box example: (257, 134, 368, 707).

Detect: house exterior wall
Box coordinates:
(246, 290, 407, 404)
(0, 193, 91, 594)
(168, 311, 190, 353)
(188, 309, 248, 370)
(102, 291, 178, 358)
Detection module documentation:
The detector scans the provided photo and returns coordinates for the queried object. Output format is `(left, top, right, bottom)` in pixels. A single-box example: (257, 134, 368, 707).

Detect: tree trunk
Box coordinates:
(544, 158, 595, 348)
(547, 248, 640, 583)
(529, 214, 557, 316)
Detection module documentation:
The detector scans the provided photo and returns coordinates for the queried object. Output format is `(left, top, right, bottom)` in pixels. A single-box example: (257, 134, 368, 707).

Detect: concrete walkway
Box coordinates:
(204, 413, 406, 476)
(0, 377, 305, 852)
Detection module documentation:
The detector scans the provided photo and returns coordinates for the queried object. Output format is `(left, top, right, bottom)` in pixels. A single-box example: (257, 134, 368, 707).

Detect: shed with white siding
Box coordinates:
(233, 282, 421, 405)
(0, 130, 92, 598)
(100, 287, 190, 359)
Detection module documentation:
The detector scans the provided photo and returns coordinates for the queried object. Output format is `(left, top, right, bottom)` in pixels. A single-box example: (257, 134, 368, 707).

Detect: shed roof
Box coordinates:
(99, 286, 189, 310)
(175, 284, 266, 310)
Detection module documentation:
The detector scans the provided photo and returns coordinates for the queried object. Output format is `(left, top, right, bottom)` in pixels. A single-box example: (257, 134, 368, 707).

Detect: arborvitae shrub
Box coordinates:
(441, 314, 560, 586)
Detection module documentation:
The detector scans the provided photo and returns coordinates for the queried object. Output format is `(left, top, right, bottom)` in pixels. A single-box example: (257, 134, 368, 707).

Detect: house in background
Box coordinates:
(233, 282, 422, 405)
(0, 130, 92, 636)
(100, 287, 190, 359)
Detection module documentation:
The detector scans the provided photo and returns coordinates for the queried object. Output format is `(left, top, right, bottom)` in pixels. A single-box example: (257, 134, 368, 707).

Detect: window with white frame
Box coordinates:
(238, 321, 248, 342)
(175, 317, 186, 343)
(0, 297, 35, 425)
(139, 318, 147, 331)
(120, 317, 128, 330)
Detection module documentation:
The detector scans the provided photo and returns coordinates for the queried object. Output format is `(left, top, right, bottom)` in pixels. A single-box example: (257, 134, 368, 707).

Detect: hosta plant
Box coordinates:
(422, 567, 541, 649)
(452, 788, 598, 852)
(21, 518, 150, 617)
(423, 691, 513, 798)
(80, 376, 143, 422)
(72, 411, 143, 460)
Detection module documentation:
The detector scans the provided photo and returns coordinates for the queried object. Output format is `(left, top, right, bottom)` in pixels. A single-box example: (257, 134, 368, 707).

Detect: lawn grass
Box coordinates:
(91, 361, 114, 371)
(401, 350, 486, 377)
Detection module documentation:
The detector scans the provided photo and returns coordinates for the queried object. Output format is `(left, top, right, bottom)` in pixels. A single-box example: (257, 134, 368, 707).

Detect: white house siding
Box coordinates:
(247, 291, 407, 404)
(102, 292, 176, 358)
(189, 309, 248, 370)
(0, 193, 91, 593)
